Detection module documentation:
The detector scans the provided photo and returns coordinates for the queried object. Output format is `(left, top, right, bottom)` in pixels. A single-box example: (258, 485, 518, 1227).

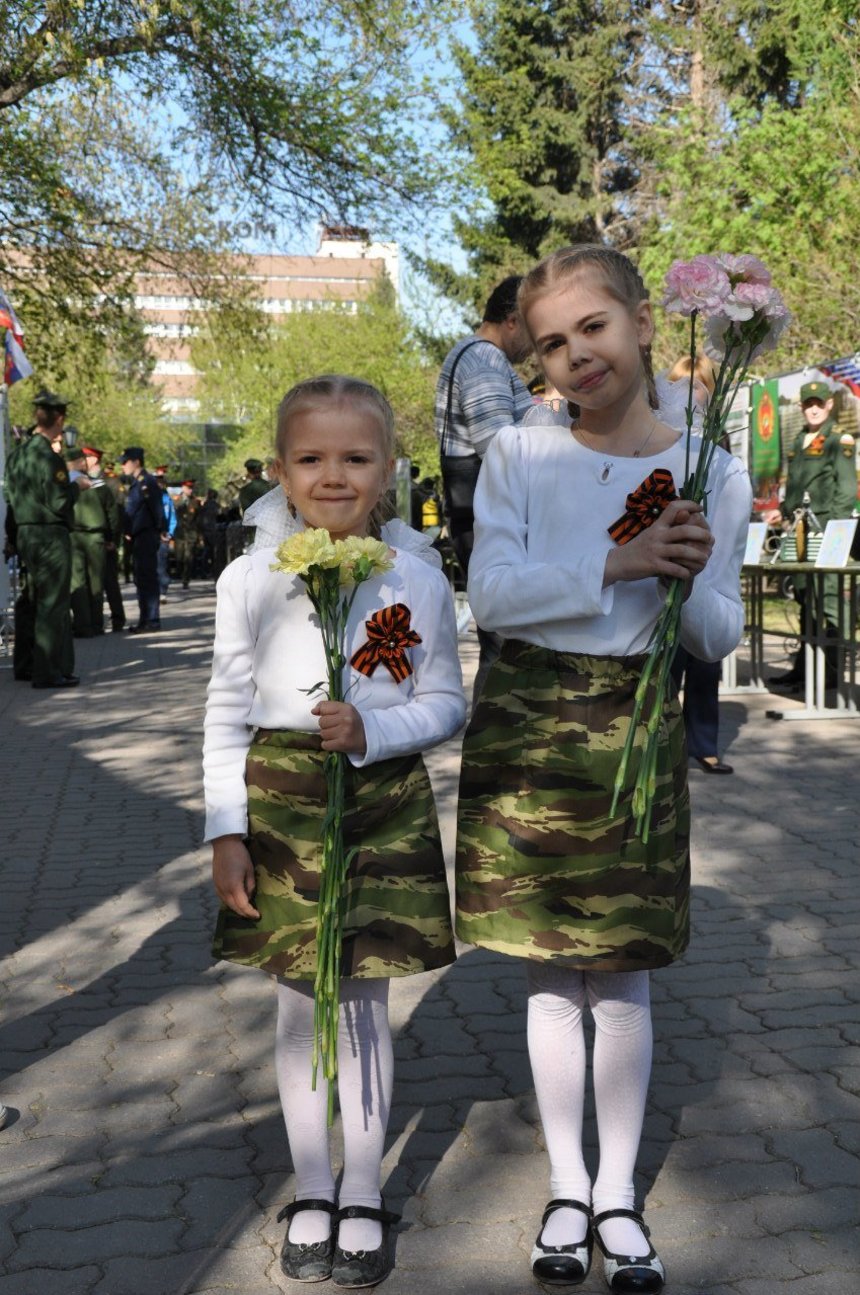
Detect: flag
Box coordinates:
(0, 285, 33, 385)
(820, 356, 860, 399)
(0, 287, 24, 336)
(4, 330, 33, 384)
(750, 379, 781, 479)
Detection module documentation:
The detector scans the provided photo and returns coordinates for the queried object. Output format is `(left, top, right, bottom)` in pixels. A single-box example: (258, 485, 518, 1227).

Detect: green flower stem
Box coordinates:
(616, 316, 762, 842)
(683, 311, 697, 488)
(302, 563, 371, 1126)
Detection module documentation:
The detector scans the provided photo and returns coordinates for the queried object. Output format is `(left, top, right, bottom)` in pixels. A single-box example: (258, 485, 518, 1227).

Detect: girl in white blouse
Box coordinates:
(204, 375, 465, 1289)
(455, 247, 750, 1294)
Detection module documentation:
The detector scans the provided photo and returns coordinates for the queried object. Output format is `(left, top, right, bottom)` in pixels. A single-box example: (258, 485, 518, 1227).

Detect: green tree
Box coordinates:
(438, 0, 860, 369)
(639, 0, 860, 369)
(193, 284, 441, 483)
(429, 0, 651, 309)
(1, 2, 451, 378)
(6, 343, 202, 470)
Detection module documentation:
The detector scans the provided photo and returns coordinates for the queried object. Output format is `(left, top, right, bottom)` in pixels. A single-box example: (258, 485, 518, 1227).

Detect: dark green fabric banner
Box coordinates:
(750, 379, 781, 479)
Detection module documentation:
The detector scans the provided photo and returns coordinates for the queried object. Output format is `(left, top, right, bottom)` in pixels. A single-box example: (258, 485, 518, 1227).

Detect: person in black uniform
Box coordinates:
(120, 447, 164, 633)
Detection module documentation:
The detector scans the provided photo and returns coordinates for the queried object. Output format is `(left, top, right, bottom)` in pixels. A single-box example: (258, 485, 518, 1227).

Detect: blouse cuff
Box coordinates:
(204, 805, 249, 843)
(348, 709, 380, 769)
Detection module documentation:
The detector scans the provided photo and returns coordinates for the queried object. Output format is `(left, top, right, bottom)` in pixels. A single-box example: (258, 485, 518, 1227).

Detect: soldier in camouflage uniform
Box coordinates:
(3, 392, 86, 687)
(173, 480, 200, 587)
(83, 447, 125, 630)
(770, 380, 858, 690)
(65, 444, 113, 637)
(237, 457, 273, 515)
(237, 457, 273, 550)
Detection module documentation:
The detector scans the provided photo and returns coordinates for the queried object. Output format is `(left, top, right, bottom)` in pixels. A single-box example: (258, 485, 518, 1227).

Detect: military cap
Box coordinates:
(244, 458, 264, 472)
(181, 478, 196, 488)
(120, 446, 145, 464)
(800, 380, 831, 403)
(81, 445, 103, 459)
(64, 446, 85, 462)
(154, 465, 167, 475)
(33, 389, 69, 411)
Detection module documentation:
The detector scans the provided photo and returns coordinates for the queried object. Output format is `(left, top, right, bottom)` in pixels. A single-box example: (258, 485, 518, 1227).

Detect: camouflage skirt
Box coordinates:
(213, 729, 455, 979)
(455, 640, 690, 972)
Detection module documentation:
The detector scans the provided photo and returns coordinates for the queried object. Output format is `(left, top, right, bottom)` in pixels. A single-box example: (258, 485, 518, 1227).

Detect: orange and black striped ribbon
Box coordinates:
(608, 468, 677, 545)
(350, 603, 422, 683)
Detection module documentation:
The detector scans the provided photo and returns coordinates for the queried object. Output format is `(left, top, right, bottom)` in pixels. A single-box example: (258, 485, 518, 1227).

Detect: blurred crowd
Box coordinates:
(1, 392, 282, 688)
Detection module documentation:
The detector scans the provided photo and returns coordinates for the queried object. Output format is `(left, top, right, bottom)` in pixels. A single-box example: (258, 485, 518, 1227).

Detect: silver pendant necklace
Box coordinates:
(573, 415, 659, 483)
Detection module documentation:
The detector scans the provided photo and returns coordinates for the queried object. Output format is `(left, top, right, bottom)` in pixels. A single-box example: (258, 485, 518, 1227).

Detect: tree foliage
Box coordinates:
(192, 285, 441, 484)
(439, 0, 860, 369)
(640, 0, 860, 370)
(5, 341, 201, 469)
(431, 0, 649, 310)
(0, 2, 450, 383)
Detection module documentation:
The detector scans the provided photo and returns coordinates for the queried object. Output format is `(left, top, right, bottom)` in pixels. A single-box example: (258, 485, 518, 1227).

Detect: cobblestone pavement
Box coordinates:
(1, 585, 858, 1295)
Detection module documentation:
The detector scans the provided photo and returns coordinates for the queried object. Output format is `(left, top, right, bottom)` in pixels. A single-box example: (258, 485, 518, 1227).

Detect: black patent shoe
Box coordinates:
(331, 1203, 401, 1289)
(276, 1198, 336, 1283)
(531, 1198, 592, 1287)
(591, 1209, 665, 1293)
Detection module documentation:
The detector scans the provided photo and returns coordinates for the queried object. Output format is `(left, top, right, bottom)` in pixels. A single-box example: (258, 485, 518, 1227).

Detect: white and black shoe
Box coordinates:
(591, 1208, 665, 1293)
(531, 1198, 592, 1287)
(276, 1198, 336, 1283)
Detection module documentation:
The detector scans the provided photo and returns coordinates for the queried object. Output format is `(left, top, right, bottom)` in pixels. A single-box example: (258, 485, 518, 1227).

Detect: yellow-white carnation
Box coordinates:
(335, 535, 394, 584)
(271, 527, 340, 575)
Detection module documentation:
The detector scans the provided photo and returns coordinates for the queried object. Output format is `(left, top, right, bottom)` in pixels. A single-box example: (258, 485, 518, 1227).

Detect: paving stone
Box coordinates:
(8, 1218, 186, 1268)
(97, 1146, 256, 1186)
(4, 597, 860, 1294)
(177, 1176, 266, 1250)
(767, 1128, 860, 1189)
(92, 1244, 274, 1295)
(16, 1184, 183, 1230)
(397, 1220, 526, 1267)
(0, 1268, 103, 1295)
(753, 1185, 858, 1235)
(735, 1275, 857, 1295)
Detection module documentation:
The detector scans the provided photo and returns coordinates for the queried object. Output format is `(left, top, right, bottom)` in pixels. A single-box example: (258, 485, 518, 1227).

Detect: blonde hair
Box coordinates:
(275, 374, 396, 537)
(667, 353, 716, 396)
(518, 244, 659, 411)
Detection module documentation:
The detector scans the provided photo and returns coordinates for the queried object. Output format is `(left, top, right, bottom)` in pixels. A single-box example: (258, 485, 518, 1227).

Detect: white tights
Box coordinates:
(275, 977, 393, 1252)
(527, 963, 653, 1257)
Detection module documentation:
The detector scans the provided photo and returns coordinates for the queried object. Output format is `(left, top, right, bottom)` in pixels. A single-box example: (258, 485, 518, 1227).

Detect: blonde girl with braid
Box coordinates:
(454, 246, 750, 1294)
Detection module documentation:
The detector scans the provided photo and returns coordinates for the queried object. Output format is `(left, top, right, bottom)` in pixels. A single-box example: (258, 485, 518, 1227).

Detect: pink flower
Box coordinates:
(733, 281, 774, 312)
(663, 255, 731, 316)
(715, 253, 772, 286)
(703, 287, 791, 360)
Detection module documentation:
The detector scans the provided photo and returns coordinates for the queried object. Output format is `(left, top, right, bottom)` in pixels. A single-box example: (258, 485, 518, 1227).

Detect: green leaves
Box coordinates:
(194, 284, 440, 480)
(1, 2, 452, 389)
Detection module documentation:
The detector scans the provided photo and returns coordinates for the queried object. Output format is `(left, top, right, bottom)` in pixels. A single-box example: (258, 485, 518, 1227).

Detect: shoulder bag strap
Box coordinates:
(441, 338, 489, 457)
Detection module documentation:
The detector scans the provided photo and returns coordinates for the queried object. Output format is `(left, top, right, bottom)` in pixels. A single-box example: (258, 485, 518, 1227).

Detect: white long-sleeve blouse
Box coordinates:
(203, 546, 466, 842)
(467, 424, 752, 662)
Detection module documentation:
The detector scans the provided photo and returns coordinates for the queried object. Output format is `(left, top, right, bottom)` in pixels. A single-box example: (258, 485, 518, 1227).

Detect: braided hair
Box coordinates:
(518, 245, 659, 413)
(275, 375, 396, 538)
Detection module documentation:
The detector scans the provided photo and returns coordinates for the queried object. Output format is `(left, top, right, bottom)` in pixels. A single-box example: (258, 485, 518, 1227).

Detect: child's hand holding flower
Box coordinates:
(605, 499, 713, 588)
(312, 700, 367, 755)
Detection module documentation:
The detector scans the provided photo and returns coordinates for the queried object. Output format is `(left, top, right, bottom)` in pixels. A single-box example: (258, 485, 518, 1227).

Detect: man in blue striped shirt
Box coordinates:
(435, 276, 533, 695)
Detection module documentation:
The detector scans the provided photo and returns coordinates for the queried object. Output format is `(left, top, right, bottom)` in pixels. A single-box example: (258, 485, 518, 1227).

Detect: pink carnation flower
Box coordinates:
(663, 255, 731, 316)
(733, 281, 774, 312)
(704, 286, 791, 360)
(716, 253, 772, 286)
